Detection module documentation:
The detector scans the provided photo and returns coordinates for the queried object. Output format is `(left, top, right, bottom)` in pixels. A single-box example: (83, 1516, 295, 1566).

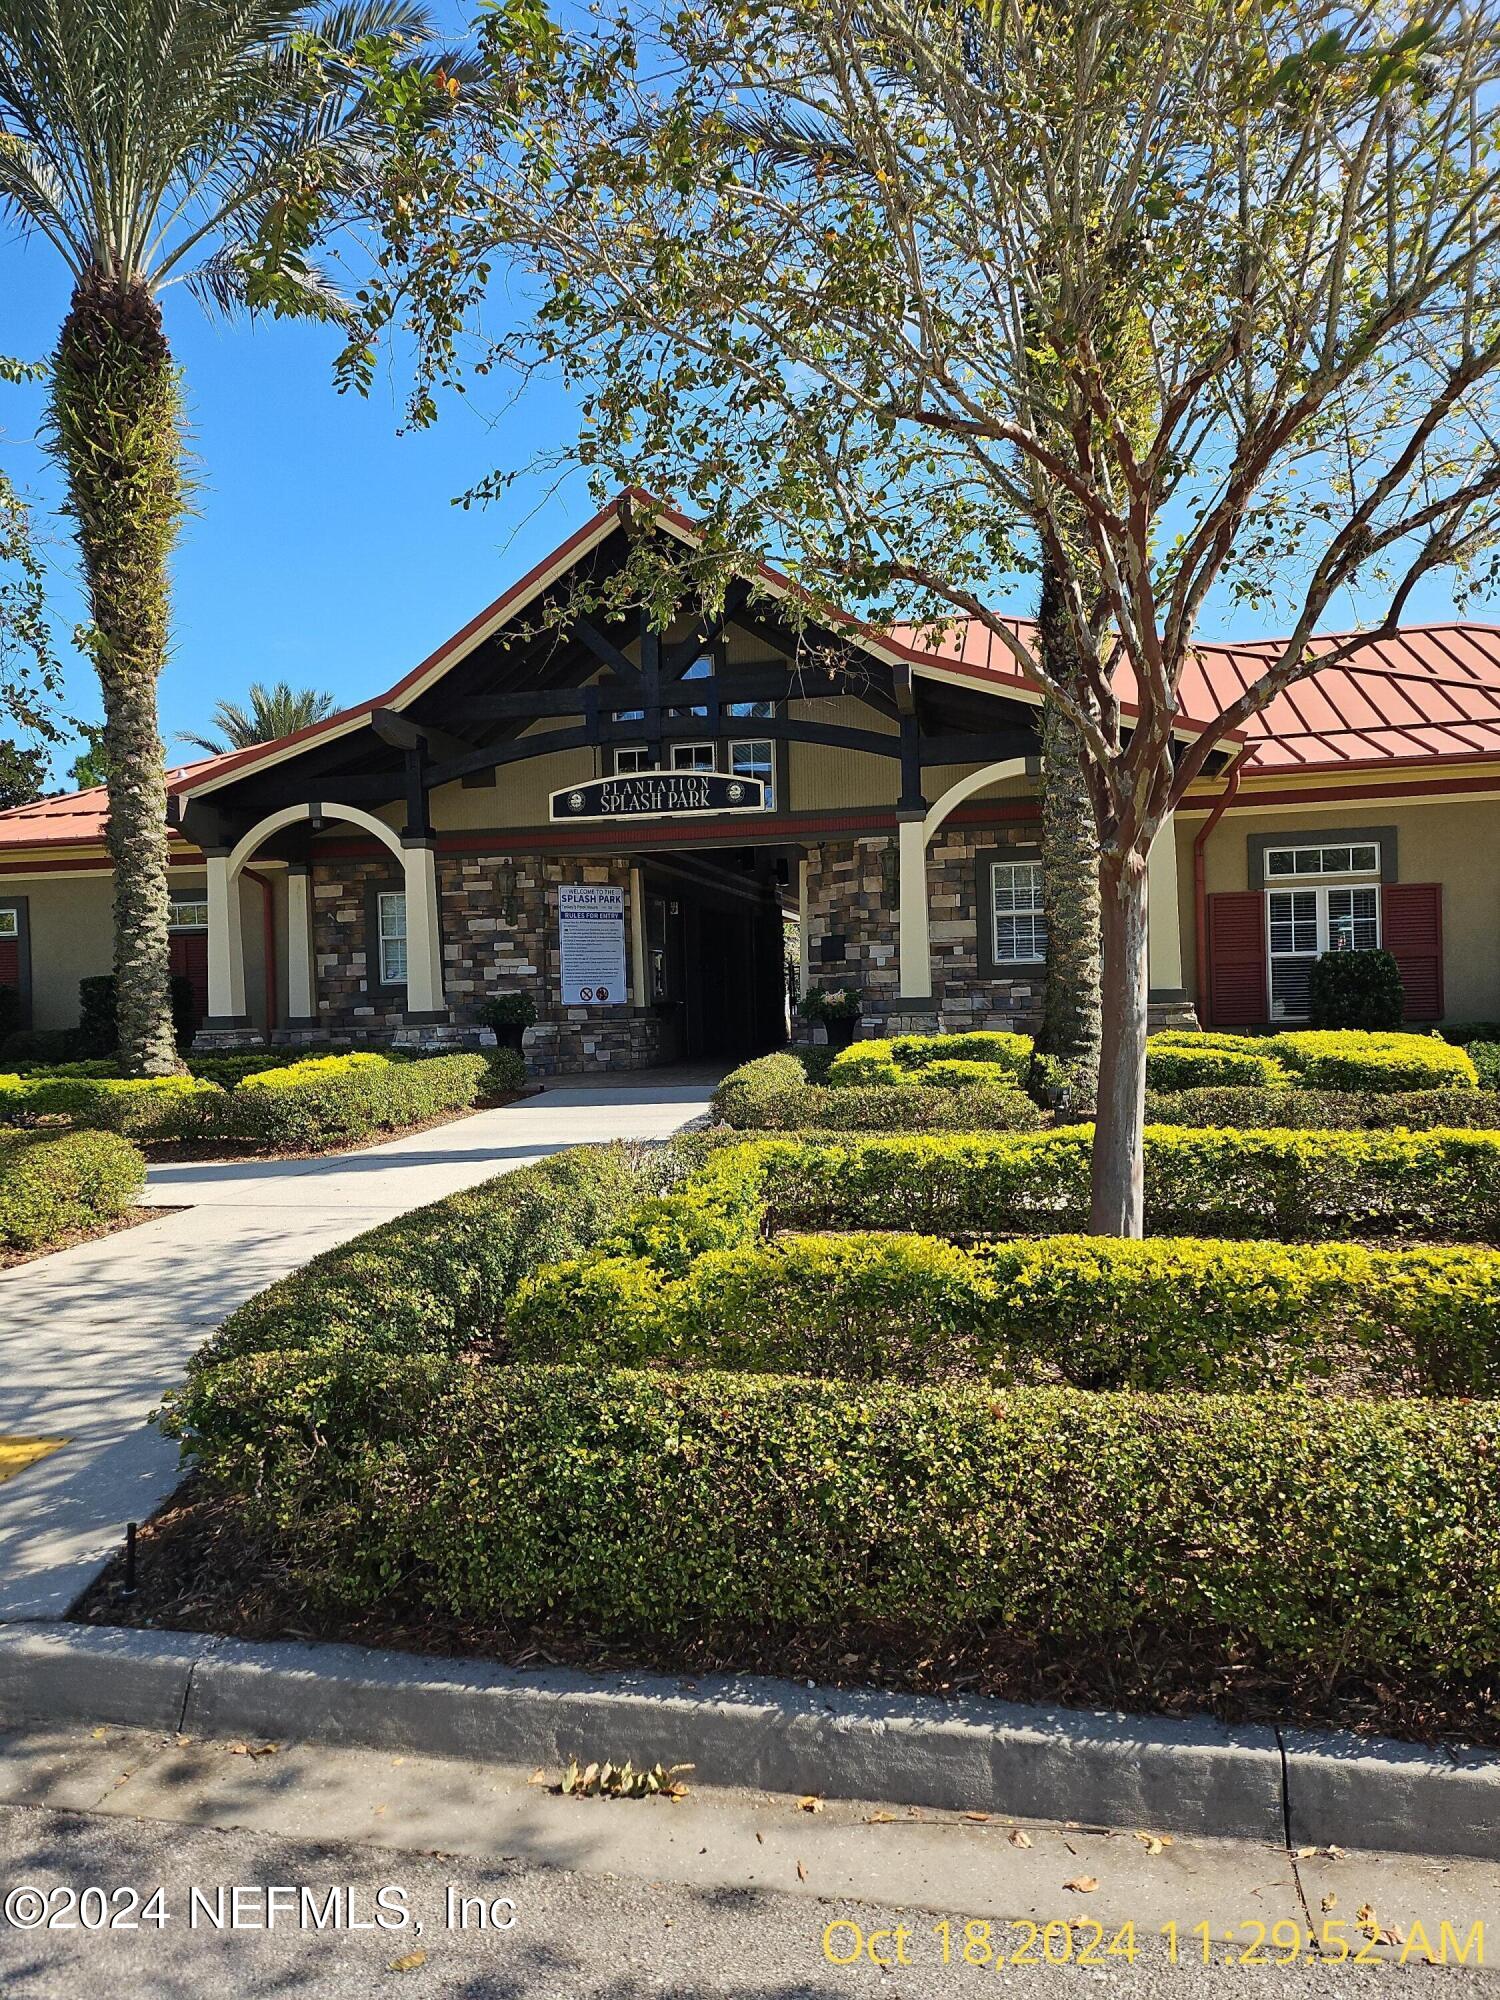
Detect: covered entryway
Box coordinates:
(636, 849, 792, 1064)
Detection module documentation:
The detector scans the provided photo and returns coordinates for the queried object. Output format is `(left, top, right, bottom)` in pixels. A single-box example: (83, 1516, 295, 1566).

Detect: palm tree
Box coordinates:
(181, 680, 338, 755)
(0, 0, 461, 1072)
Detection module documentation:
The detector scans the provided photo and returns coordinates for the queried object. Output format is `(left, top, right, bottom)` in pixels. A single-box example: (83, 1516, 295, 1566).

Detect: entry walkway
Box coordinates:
(0, 1075, 717, 1620)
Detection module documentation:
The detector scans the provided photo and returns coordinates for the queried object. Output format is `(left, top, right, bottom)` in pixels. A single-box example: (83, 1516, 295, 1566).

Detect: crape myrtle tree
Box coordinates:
(347, 0, 1500, 1231)
(0, 0, 467, 1072)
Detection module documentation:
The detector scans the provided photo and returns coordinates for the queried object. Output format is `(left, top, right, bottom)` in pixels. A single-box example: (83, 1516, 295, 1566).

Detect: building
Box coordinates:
(1, 494, 1495, 1064)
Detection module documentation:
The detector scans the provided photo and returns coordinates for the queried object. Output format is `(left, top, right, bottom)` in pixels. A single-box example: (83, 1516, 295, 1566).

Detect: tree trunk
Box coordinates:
(1089, 847, 1150, 1237)
(1037, 699, 1103, 1073)
(51, 270, 183, 1076)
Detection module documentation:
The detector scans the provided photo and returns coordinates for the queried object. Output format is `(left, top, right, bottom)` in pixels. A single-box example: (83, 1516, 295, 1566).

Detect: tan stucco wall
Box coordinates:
(1176, 789, 1500, 1023)
(7, 866, 278, 1033)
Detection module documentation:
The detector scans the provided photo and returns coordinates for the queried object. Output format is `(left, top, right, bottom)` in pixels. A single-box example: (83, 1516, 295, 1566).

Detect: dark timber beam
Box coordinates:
(918, 728, 1039, 765)
(573, 615, 643, 687)
(662, 578, 752, 678)
(463, 665, 879, 723)
(371, 707, 479, 766)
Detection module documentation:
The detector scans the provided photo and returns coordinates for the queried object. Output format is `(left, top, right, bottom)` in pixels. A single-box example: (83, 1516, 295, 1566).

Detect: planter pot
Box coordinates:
(823, 1015, 859, 1052)
(491, 1022, 527, 1054)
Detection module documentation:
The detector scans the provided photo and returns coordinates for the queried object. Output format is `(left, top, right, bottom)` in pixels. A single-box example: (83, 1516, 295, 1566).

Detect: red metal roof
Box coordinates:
(898, 615, 1500, 774)
(0, 757, 232, 851)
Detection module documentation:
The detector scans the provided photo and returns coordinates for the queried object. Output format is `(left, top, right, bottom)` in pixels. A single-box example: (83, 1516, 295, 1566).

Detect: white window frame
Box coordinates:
(991, 859, 1047, 966)
(1266, 873, 1381, 1021)
(167, 897, 209, 932)
(729, 737, 775, 810)
(377, 889, 409, 987)
(1264, 840, 1381, 880)
(0, 907, 17, 941)
(669, 740, 717, 773)
(613, 745, 654, 775)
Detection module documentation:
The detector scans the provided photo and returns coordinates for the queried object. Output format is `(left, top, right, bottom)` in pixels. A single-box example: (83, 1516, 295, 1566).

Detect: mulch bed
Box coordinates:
(0, 1205, 164, 1271)
(71, 1476, 1500, 1750)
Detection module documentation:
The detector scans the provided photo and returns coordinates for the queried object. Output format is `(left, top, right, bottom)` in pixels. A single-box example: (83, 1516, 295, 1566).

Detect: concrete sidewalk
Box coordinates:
(0, 1075, 716, 1620)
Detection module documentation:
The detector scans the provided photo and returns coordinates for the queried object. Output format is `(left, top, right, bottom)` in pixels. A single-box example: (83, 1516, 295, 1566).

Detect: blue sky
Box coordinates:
(1, 119, 1493, 788)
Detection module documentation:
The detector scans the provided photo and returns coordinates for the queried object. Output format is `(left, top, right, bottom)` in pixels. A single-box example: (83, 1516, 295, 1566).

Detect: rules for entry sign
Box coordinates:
(558, 883, 628, 1006)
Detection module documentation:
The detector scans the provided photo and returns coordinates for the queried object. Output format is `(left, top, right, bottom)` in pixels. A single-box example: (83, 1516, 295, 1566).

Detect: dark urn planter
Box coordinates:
(823, 1014, 859, 1052)
(492, 1022, 527, 1054)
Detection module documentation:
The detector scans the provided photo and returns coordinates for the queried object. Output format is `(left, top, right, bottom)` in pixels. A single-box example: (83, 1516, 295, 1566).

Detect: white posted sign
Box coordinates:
(558, 883, 628, 1006)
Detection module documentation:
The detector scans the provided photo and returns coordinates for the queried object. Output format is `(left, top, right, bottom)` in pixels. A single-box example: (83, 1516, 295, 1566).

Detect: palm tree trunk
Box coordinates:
(51, 271, 183, 1076)
(1036, 559, 1103, 1079)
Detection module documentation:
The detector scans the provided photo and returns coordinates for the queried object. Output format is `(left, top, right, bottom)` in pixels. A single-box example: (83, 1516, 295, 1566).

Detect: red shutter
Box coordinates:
(1382, 882, 1444, 1022)
(0, 938, 17, 991)
(169, 931, 210, 1029)
(1207, 890, 1268, 1027)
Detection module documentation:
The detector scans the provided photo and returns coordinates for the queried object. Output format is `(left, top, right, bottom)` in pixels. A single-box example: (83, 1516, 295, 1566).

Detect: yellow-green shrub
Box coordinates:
(891, 1030, 1032, 1079)
(713, 1053, 1043, 1131)
(1273, 1030, 1477, 1092)
(1144, 1044, 1290, 1090)
(0, 1128, 145, 1249)
(0, 1072, 224, 1138)
(226, 1052, 489, 1147)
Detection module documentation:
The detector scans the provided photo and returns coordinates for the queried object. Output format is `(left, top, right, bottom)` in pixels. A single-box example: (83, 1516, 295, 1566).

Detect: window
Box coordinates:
(1267, 882, 1380, 1019)
(613, 745, 654, 775)
(730, 738, 774, 809)
(168, 898, 209, 931)
(377, 891, 408, 985)
(670, 741, 716, 773)
(1265, 842, 1380, 878)
(668, 653, 713, 719)
(991, 860, 1046, 964)
(0, 908, 16, 941)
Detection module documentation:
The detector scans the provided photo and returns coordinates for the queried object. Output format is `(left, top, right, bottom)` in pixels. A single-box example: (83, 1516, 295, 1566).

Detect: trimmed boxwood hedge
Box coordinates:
(164, 1355, 1500, 1679)
(732, 1129, 1500, 1241)
(511, 1229, 1500, 1395)
(0, 1050, 509, 1150)
(1144, 1086, 1500, 1130)
(714, 1052, 1044, 1132)
(1143, 1044, 1290, 1090)
(0, 1128, 146, 1250)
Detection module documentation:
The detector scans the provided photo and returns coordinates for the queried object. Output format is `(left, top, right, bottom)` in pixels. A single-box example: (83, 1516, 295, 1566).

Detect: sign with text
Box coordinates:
(550, 770, 765, 822)
(558, 883, 627, 1007)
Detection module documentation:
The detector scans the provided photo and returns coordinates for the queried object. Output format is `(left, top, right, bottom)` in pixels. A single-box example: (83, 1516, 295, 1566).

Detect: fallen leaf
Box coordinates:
(1321, 1894, 1337, 1912)
(1381, 1926, 1407, 1948)
(1356, 1903, 1377, 1928)
(1325, 1846, 1346, 1860)
(796, 1860, 808, 1882)
(527, 1768, 548, 1787)
(866, 1811, 898, 1825)
(391, 1756, 406, 1768)
(387, 1950, 426, 1973)
(1063, 1876, 1099, 1894)
(1008, 1829, 1033, 1849)
(1297, 1846, 1317, 1858)
(1134, 1833, 1173, 1855)
(962, 1811, 991, 1823)
(90, 1727, 108, 1741)
(798, 1795, 824, 1814)
(228, 1741, 279, 1759)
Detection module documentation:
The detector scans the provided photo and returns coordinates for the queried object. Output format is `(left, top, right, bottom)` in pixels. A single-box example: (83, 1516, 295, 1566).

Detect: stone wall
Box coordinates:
(800, 824, 1045, 1037)
(307, 850, 664, 1073)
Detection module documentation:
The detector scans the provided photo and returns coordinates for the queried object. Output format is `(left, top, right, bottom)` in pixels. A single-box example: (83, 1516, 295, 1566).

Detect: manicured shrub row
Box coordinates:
(198, 1142, 651, 1366)
(1469, 1042, 1500, 1091)
(1144, 1087, 1500, 1130)
(713, 1053, 1044, 1132)
(0, 1050, 512, 1147)
(512, 1230, 1500, 1395)
(644, 1129, 1500, 1247)
(0, 1128, 146, 1250)
(1143, 1044, 1290, 1091)
(0, 1072, 223, 1139)
(225, 1052, 492, 1147)
(1151, 1028, 1478, 1092)
(164, 1355, 1500, 1678)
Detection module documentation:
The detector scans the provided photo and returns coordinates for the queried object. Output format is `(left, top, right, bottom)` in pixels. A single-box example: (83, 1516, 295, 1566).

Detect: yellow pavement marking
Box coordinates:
(0, 1437, 66, 1484)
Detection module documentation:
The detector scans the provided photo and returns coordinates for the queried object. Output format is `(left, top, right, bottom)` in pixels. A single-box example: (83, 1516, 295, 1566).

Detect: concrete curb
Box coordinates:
(2, 1623, 1496, 1858)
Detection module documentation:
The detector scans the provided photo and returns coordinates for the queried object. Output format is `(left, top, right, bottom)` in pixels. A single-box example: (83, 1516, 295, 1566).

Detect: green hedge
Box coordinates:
(0, 1128, 146, 1250)
(198, 1142, 651, 1366)
(891, 1030, 1032, 1077)
(225, 1052, 491, 1147)
(1469, 1042, 1500, 1091)
(510, 1229, 1500, 1396)
(1144, 1087, 1500, 1130)
(713, 1053, 1044, 1132)
(679, 1128, 1500, 1242)
(0, 1073, 225, 1139)
(1143, 1045, 1290, 1091)
(1273, 1030, 1477, 1092)
(164, 1357, 1500, 1678)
